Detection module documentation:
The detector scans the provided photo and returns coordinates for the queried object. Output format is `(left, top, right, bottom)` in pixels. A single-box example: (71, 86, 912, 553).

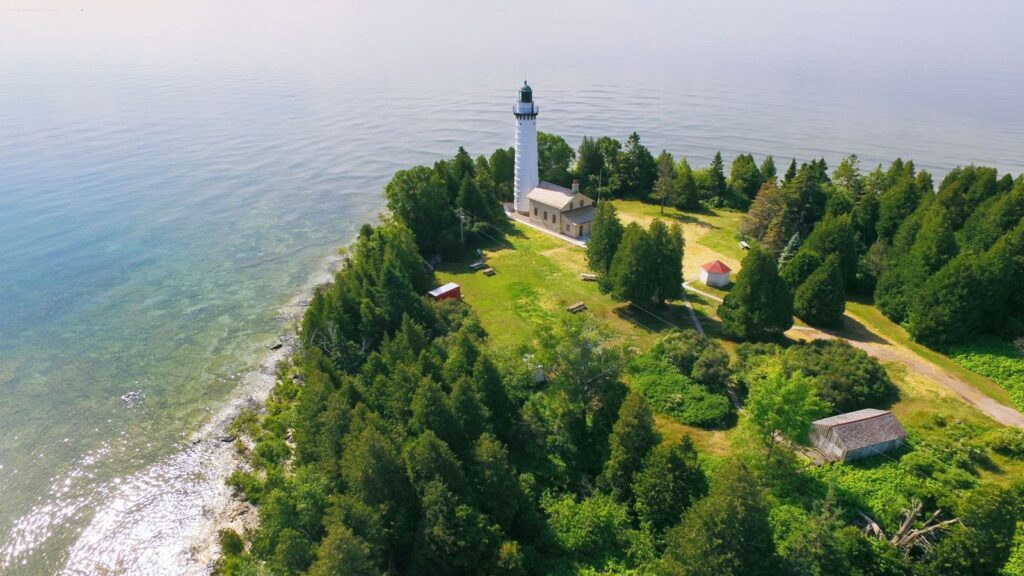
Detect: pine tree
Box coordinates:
(707, 151, 728, 202)
(576, 135, 604, 194)
(597, 392, 660, 502)
(718, 247, 794, 340)
(783, 158, 798, 184)
(794, 255, 846, 327)
(608, 222, 656, 304)
(652, 150, 678, 213)
(586, 202, 624, 274)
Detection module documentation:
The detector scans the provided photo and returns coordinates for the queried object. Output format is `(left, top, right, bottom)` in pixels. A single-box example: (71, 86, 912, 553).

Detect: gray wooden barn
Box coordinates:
(810, 409, 907, 462)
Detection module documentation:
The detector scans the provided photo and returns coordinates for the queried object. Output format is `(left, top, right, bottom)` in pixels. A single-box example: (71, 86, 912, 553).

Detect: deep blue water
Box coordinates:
(1, 1, 1023, 573)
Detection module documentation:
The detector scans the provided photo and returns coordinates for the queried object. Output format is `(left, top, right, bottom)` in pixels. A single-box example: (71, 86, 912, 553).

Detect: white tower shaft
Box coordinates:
(513, 83, 539, 214)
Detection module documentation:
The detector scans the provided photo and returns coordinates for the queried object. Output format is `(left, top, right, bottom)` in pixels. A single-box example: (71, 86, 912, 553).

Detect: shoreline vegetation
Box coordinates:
(211, 134, 1024, 575)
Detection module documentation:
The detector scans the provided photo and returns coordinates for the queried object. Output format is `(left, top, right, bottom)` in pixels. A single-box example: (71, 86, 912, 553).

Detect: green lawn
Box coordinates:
(435, 223, 694, 351)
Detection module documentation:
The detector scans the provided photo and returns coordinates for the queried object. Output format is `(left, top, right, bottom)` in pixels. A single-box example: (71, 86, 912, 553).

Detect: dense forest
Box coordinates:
(217, 138, 1024, 575)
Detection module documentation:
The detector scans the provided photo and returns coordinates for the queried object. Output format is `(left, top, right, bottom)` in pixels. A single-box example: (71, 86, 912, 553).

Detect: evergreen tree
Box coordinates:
(632, 438, 708, 537)
(659, 464, 781, 576)
(802, 214, 858, 286)
(385, 166, 458, 256)
(587, 201, 624, 274)
(876, 178, 922, 243)
(760, 155, 777, 183)
(783, 158, 798, 184)
(850, 190, 880, 248)
(597, 392, 660, 502)
(707, 151, 728, 203)
(729, 153, 763, 206)
(794, 254, 846, 327)
(740, 180, 790, 253)
(832, 154, 863, 199)
(309, 525, 382, 576)
(652, 150, 678, 213)
(648, 219, 684, 304)
(718, 247, 794, 340)
(673, 157, 701, 210)
(621, 132, 658, 199)
(608, 222, 656, 304)
(780, 249, 822, 289)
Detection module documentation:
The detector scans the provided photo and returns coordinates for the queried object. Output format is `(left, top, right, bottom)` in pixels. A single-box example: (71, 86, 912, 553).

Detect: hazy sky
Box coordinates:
(4, 0, 1022, 81)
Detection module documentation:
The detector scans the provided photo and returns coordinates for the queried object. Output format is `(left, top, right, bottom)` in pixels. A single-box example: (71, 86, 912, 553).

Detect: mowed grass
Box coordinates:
(435, 224, 693, 351)
(844, 301, 1015, 407)
(609, 200, 746, 281)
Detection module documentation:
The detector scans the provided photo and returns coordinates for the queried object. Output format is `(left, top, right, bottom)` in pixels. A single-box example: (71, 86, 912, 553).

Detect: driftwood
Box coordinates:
(859, 500, 959, 554)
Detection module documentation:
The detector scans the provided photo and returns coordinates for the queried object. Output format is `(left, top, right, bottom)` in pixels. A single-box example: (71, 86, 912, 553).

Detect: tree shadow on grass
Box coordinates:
(826, 313, 889, 346)
(613, 302, 699, 335)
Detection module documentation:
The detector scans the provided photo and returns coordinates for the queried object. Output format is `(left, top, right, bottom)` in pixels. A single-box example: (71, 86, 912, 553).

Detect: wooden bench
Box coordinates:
(567, 301, 587, 313)
(580, 272, 597, 282)
(483, 268, 496, 276)
(469, 260, 487, 270)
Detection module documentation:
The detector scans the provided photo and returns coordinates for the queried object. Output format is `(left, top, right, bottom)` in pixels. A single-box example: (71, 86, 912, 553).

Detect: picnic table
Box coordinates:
(567, 301, 587, 313)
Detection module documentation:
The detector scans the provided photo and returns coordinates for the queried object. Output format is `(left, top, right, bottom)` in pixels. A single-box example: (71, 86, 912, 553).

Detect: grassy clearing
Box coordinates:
(844, 301, 1015, 407)
(435, 223, 693, 351)
(609, 200, 746, 281)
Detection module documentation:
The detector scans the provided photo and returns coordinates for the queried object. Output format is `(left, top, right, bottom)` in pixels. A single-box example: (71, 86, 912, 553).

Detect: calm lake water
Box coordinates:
(2, 1, 1023, 573)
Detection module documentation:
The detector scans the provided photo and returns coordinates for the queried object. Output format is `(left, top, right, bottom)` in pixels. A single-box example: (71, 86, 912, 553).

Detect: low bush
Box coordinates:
(629, 356, 733, 428)
(947, 336, 1024, 412)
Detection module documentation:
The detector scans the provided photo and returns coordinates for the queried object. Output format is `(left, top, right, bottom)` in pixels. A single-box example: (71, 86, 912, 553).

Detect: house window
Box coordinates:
(543, 210, 547, 220)
(553, 214, 558, 223)
(533, 207, 537, 216)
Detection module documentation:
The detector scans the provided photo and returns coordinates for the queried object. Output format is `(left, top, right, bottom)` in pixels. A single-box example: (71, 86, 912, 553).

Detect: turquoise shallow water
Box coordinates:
(2, 1, 1024, 573)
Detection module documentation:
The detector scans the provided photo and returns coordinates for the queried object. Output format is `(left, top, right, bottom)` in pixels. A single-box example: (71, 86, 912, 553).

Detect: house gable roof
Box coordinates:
(814, 409, 907, 453)
(701, 260, 732, 274)
(527, 181, 590, 210)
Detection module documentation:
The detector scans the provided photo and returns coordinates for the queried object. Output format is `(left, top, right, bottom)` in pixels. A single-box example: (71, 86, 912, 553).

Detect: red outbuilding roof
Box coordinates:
(701, 260, 732, 274)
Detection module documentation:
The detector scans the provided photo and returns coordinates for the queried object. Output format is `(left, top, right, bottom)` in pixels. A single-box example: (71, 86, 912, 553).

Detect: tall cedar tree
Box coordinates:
(608, 222, 656, 304)
(597, 392, 660, 502)
(648, 219, 685, 304)
(783, 158, 797, 184)
(652, 150, 678, 213)
(793, 254, 846, 327)
(780, 249, 822, 290)
(728, 153, 763, 206)
(621, 132, 658, 199)
(760, 155, 777, 183)
(801, 214, 858, 288)
(674, 158, 701, 210)
(659, 464, 781, 576)
(718, 247, 794, 340)
(586, 201, 624, 274)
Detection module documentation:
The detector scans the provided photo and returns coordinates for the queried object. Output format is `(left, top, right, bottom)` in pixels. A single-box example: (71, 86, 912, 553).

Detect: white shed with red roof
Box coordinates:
(700, 260, 732, 288)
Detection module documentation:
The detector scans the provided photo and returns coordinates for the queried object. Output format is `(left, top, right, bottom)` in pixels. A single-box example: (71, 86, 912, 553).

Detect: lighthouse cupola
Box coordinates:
(513, 81, 540, 213)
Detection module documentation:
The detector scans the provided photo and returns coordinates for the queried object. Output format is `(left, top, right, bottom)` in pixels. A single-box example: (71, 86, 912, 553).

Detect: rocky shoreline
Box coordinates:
(184, 253, 343, 574)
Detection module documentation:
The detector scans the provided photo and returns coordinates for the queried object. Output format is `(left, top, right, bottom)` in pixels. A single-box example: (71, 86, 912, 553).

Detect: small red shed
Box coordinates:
(427, 282, 461, 302)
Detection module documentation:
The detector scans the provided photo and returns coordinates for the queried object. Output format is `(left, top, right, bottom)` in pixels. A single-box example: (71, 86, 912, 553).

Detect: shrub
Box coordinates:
(631, 370, 732, 428)
(781, 340, 897, 412)
(947, 336, 1024, 412)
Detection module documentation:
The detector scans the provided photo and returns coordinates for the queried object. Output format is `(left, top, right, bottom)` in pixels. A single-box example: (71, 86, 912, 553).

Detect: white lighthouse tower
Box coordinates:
(513, 81, 539, 214)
